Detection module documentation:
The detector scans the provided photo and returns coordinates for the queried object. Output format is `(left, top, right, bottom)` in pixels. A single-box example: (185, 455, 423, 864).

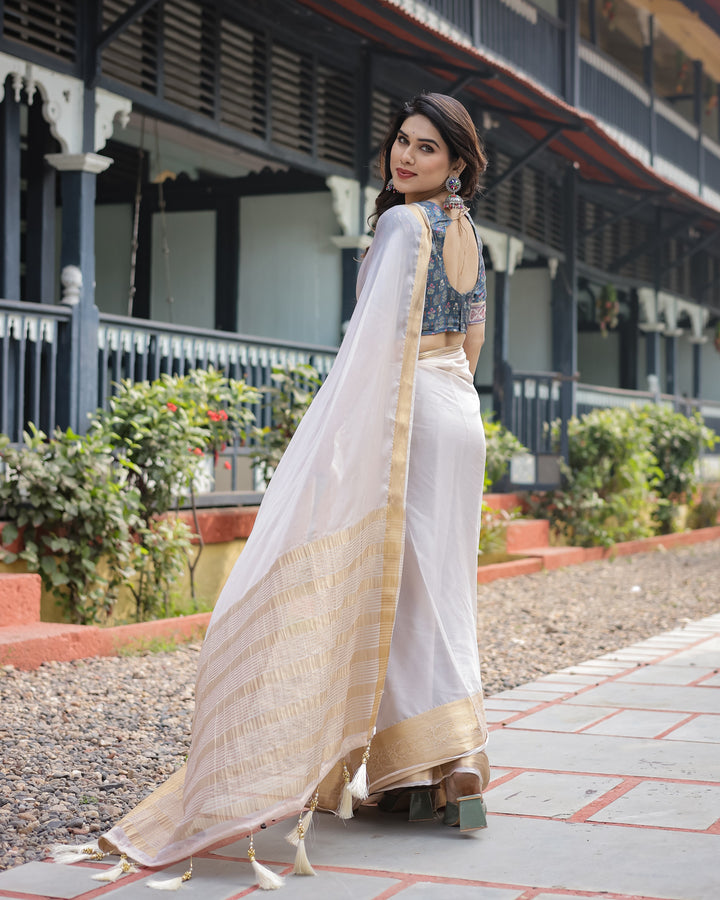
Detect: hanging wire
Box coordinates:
(154, 118, 175, 324)
(127, 116, 146, 318)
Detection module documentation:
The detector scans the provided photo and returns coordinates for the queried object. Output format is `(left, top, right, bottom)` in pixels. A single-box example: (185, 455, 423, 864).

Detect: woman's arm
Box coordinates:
(463, 323, 485, 375)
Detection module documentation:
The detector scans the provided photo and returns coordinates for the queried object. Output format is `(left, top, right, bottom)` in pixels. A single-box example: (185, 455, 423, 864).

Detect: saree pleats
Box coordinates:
(372, 346, 488, 792)
(100, 204, 434, 868)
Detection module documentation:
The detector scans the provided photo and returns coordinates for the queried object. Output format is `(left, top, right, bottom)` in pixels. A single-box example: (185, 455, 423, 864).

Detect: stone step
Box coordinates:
(505, 519, 550, 553)
(0, 573, 41, 627)
(519, 545, 588, 569)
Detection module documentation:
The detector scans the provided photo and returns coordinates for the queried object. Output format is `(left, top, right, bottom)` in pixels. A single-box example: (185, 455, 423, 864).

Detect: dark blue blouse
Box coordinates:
(418, 201, 487, 336)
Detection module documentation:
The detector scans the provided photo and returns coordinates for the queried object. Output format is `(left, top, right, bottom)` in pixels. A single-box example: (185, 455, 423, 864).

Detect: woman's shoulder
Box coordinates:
(375, 203, 427, 237)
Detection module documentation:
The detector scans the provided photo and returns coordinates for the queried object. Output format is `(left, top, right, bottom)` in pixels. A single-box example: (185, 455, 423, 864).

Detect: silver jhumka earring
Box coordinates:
(443, 174, 464, 211)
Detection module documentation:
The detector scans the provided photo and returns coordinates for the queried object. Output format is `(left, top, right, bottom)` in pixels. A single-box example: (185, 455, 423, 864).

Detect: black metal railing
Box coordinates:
(0, 300, 71, 444)
(579, 44, 651, 148)
(655, 102, 699, 180)
(97, 315, 337, 432)
(479, 0, 564, 95)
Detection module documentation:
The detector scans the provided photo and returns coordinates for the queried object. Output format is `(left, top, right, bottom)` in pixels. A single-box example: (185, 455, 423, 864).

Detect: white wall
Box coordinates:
(508, 268, 553, 372)
(477, 267, 553, 387)
(150, 210, 216, 329)
(577, 331, 620, 387)
(701, 341, 720, 401)
(238, 192, 341, 347)
(95, 204, 133, 317)
(675, 337, 694, 397)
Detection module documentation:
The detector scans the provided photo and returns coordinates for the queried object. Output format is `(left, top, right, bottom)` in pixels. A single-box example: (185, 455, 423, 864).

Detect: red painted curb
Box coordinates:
(0, 612, 211, 670)
(0, 573, 41, 626)
(477, 525, 720, 582)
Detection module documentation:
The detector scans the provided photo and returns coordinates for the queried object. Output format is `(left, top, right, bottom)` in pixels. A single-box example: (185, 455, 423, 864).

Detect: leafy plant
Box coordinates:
(94, 368, 258, 618)
(483, 418, 529, 491)
(638, 405, 715, 533)
(687, 484, 720, 530)
(478, 502, 520, 557)
(0, 426, 140, 624)
(532, 407, 661, 547)
(251, 363, 322, 487)
(129, 516, 193, 622)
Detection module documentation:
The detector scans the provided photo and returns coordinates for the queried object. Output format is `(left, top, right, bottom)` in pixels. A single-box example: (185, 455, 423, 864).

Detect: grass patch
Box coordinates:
(115, 626, 207, 657)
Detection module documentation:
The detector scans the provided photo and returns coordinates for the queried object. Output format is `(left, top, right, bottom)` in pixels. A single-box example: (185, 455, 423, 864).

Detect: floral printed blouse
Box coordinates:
(418, 200, 487, 335)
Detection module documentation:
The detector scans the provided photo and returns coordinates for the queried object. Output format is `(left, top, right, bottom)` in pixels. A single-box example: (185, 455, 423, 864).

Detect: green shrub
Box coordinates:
(0, 426, 141, 624)
(638, 405, 716, 533)
(251, 363, 322, 487)
(0, 369, 259, 625)
(534, 407, 660, 547)
(483, 419, 529, 492)
(687, 484, 720, 530)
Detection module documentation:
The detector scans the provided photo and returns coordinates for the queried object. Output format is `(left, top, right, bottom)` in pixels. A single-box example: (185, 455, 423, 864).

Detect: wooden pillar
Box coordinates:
(694, 60, 704, 191)
(691, 340, 702, 398)
(664, 334, 676, 395)
(46, 153, 112, 432)
(26, 102, 57, 303)
(552, 165, 578, 461)
(492, 265, 512, 429)
(215, 197, 239, 332)
(619, 290, 638, 390)
(0, 78, 21, 299)
(643, 16, 656, 164)
(563, 0, 580, 108)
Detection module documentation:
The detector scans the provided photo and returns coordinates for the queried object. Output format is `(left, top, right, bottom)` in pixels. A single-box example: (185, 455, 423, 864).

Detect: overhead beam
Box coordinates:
(484, 125, 565, 199)
(580, 193, 657, 240)
(473, 101, 583, 131)
(96, 0, 161, 52)
(445, 72, 476, 97)
(610, 213, 704, 273)
(659, 228, 720, 276)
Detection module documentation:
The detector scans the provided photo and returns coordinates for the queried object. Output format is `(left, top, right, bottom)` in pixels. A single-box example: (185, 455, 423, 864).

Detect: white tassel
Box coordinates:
(50, 843, 103, 864)
(248, 835, 284, 891)
(285, 789, 319, 847)
(147, 861, 193, 891)
(146, 877, 185, 891)
(336, 764, 354, 820)
(292, 826, 316, 877)
(349, 728, 376, 801)
(91, 856, 139, 883)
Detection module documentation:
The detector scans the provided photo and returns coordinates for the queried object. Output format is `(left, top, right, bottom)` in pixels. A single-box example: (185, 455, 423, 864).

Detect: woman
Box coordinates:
(96, 92, 489, 880)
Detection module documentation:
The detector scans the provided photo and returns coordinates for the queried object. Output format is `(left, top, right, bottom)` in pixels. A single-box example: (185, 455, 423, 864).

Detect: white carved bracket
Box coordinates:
(658, 291, 684, 337)
(637, 287, 665, 333)
(95, 88, 132, 152)
(0, 50, 130, 154)
(481, 227, 524, 274)
(327, 175, 375, 245)
(327, 175, 360, 236)
(677, 299, 709, 342)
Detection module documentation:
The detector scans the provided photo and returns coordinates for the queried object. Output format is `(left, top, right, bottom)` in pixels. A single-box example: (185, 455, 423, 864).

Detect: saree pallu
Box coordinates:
(100, 204, 486, 869)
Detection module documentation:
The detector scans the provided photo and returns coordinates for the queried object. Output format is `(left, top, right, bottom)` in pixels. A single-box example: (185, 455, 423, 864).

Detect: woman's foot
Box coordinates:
(443, 773, 487, 831)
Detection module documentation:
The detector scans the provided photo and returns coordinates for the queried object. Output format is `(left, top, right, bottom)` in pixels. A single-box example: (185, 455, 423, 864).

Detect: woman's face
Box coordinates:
(389, 114, 460, 203)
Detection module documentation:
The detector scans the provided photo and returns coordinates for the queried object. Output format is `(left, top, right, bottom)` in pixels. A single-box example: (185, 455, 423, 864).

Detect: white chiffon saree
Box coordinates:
(101, 202, 488, 868)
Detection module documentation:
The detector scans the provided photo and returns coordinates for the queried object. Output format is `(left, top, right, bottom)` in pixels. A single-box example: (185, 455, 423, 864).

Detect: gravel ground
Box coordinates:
(1, 540, 719, 870)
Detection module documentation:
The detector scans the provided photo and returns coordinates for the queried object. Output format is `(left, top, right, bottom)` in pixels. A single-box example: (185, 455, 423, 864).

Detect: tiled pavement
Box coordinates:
(2, 613, 719, 900)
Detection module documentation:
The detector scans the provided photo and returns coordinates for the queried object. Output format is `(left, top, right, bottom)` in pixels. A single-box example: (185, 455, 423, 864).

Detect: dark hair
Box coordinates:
(370, 92, 487, 228)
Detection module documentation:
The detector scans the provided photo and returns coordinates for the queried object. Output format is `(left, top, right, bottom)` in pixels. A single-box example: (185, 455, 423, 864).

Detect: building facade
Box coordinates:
(1, 0, 719, 490)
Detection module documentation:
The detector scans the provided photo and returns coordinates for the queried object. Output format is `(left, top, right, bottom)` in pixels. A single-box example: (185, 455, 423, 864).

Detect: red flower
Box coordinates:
(167, 402, 178, 412)
(192, 447, 203, 456)
(224, 460, 232, 470)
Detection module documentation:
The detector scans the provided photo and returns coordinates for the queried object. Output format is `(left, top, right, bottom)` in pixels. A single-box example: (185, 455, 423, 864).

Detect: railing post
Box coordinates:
(46, 154, 112, 433)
